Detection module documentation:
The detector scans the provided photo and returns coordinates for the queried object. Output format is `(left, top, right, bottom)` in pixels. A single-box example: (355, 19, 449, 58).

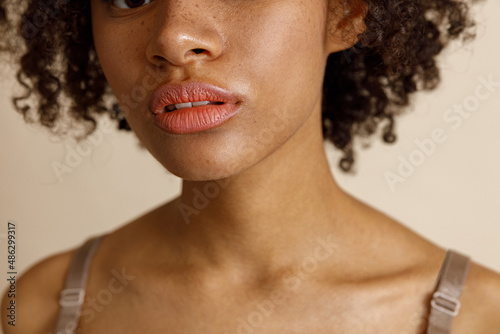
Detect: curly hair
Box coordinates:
(0, 0, 482, 172)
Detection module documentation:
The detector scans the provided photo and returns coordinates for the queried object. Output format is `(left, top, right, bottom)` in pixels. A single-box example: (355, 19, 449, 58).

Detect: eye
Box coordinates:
(113, 0, 153, 9)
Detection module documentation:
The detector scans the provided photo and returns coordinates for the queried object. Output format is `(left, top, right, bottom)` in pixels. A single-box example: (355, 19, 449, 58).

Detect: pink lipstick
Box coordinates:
(149, 82, 241, 135)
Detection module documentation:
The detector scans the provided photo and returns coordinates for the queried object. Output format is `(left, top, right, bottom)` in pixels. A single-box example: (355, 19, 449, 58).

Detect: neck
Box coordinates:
(160, 102, 359, 282)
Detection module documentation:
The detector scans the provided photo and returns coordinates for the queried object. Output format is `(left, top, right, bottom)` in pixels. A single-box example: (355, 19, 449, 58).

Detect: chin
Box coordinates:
(146, 143, 254, 181)
(163, 160, 248, 182)
(130, 115, 283, 181)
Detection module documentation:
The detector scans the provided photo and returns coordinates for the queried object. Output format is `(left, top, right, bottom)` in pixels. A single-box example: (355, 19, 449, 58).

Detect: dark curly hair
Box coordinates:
(0, 0, 482, 172)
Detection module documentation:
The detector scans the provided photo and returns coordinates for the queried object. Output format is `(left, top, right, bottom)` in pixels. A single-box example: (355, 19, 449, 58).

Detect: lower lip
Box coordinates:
(153, 103, 241, 135)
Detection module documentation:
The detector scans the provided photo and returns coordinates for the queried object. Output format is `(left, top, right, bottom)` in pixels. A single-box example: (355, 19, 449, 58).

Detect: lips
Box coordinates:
(149, 82, 240, 115)
(148, 81, 242, 134)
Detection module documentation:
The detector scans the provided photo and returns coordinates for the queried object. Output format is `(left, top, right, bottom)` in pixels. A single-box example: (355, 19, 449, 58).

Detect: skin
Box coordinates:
(2, 0, 500, 333)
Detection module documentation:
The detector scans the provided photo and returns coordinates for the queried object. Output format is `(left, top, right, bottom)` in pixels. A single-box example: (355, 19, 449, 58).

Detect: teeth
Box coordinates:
(192, 101, 210, 107)
(175, 102, 192, 109)
(164, 101, 221, 112)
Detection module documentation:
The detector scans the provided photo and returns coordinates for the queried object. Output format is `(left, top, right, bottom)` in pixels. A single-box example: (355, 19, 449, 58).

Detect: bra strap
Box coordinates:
(427, 249, 471, 334)
(54, 235, 105, 334)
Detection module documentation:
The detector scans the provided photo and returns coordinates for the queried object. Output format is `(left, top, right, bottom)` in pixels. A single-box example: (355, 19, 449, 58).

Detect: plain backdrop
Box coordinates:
(0, 0, 499, 321)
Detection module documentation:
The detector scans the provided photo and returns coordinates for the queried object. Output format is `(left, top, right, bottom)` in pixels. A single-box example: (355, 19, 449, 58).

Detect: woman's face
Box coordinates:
(91, 0, 350, 180)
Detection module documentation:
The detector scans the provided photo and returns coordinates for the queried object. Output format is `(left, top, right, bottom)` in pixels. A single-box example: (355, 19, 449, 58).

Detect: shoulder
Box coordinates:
(453, 260, 500, 333)
(0, 248, 77, 334)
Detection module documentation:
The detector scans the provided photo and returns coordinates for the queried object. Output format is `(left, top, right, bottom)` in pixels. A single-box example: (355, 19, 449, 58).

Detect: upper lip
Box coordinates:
(149, 81, 240, 114)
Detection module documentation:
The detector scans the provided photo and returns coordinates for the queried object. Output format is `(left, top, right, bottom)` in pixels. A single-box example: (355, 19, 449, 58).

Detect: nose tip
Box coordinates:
(145, 10, 224, 68)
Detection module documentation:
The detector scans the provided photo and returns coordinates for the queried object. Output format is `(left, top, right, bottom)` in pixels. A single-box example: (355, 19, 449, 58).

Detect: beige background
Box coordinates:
(0, 0, 499, 320)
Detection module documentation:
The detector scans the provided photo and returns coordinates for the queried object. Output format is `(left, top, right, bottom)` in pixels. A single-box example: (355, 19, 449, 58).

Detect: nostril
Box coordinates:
(192, 48, 205, 54)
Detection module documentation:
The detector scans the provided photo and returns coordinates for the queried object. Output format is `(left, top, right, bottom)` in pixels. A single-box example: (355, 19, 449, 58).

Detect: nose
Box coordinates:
(145, 1, 224, 68)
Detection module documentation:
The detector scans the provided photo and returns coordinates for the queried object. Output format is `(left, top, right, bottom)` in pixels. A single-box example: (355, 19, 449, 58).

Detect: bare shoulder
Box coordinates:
(453, 260, 500, 333)
(0, 248, 77, 334)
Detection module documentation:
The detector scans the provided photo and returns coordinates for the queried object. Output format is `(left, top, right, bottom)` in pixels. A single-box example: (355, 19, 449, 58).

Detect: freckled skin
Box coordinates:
(26, 0, 494, 333)
(2, 1, 500, 333)
(91, 0, 346, 181)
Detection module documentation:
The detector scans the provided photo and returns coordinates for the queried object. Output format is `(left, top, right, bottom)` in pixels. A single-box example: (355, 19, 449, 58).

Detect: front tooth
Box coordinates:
(175, 102, 192, 109)
(192, 101, 210, 107)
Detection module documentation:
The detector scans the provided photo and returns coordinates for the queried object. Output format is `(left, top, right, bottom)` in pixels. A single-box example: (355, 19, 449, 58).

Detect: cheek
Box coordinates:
(228, 1, 327, 134)
(250, 4, 325, 72)
(207, 2, 328, 176)
(234, 0, 327, 108)
(91, 9, 148, 111)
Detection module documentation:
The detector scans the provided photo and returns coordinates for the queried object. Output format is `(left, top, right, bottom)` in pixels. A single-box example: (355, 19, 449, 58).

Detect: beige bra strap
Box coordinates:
(427, 249, 471, 334)
(54, 235, 105, 334)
